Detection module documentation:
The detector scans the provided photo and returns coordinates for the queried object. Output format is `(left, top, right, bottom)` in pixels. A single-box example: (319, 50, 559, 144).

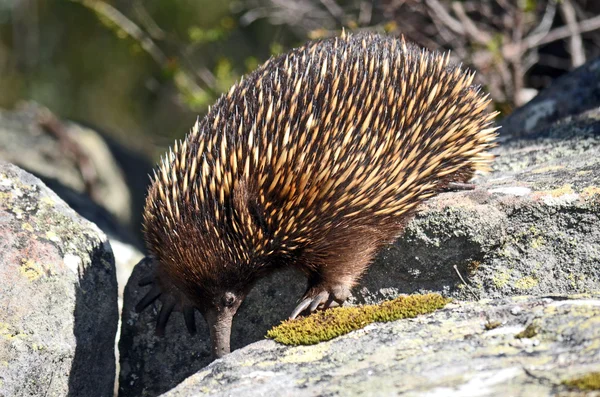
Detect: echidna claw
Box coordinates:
(289, 297, 312, 319)
(135, 262, 199, 337)
(289, 289, 346, 319)
(135, 284, 162, 313)
(156, 297, 176, 337)
(309, 291, 330, 312)
(183, 306, 197, 335)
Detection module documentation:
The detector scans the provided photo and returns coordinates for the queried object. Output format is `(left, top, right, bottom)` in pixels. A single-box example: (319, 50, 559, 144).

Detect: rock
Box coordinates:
(0, 102, 135, 227)
(163, 295, 600, 396)
(0, 162, 118, 396)
(0, 102, 148, 303)
(119, 61, 600, 396)
(501, 56, 600, 137)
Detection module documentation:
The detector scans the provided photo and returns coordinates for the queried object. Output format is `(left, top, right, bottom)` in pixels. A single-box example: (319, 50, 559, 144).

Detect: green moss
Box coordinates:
(515, 323, 539, 339)
(266, 294, 450, 346)
(563, 372, 600, 391)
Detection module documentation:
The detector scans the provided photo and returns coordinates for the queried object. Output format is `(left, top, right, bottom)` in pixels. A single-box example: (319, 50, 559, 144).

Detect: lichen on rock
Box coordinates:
(0, 162, 118, 397)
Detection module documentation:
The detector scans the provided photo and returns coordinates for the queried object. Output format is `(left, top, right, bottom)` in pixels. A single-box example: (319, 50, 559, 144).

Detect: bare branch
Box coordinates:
(319, 0, 347, 25)
(527, 0, 557, 39)
(358, 1, 373, 27)
(560, 0, 585, 67)
(70, 0, 209, 99)
(524, 12, 600, 50)
(425, 0, 464, 36)
(451, 2, 492, 44)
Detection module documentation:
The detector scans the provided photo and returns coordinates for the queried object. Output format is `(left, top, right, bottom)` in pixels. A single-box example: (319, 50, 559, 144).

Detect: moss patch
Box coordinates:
(563, 372, 600, 391)
(266, 294, 450, 346)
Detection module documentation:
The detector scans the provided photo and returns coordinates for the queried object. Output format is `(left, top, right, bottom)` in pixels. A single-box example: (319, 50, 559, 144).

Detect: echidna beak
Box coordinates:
(204, 309, 233, 359)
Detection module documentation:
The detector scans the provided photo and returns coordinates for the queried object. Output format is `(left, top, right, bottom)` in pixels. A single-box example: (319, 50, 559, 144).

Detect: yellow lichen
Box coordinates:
(484, 320, 502, 330)
(266, 294, 450, 346)
(530, 236, 545, 249)
(515, 276, 539, 290)
(531, 165, 565, 174)
(492, 268, 511, 289)
(19, 259, 44, 281)
(280, 344, 329, 363)
(45, 231, 60, 242)
(563, 372, 600, 391)
(535, 184, 575, 198)
(21, 222, 34, 232)
(581, 186, 600, 200)
(515, 323, 539, 339)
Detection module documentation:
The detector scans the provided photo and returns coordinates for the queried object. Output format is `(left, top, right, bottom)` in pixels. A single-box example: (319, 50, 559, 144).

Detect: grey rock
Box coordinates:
(164, 295, 600, 397)
(0, 162, 119, 397)
(357, 107, 600, 305)
(501, 56, 600, 136)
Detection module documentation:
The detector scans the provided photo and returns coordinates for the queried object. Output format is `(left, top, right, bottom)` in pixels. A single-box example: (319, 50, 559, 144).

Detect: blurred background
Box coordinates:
(1, 0, 600, 242)
(1, 0, 600, 158)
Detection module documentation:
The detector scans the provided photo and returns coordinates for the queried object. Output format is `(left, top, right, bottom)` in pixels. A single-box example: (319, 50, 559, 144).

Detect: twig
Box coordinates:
(523, 12, 600, 51)
(425, 0, 464, 36)
(132, 0, 167, 41)
(453, 265, 479, 300)
(527, 0, 557, 40)
(37, 107, 101, 202)
(319, 0, 346, 25)
(451, 2, 492, 45)
(70, 0, 207, 99)
(358, 1, 373, 27)
(560, 0, 585, 67)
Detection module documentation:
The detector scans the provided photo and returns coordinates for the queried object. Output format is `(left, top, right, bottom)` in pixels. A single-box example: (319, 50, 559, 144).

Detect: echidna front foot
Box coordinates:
(135, 257, 198, 336)
(289, 284, 351, 319)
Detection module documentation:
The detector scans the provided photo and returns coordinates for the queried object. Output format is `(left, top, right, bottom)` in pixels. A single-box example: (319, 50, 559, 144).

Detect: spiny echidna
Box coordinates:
(136, 32, 498, 358)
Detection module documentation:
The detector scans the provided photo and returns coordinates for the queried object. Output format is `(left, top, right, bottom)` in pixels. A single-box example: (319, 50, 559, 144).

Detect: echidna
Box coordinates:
(136, 32, 498, 358)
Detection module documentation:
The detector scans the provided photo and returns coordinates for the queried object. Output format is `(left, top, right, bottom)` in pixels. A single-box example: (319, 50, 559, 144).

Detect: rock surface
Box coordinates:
(0, 162, 119, 396)
(119, 59, 600, 396)
(165, 295, 600, 397)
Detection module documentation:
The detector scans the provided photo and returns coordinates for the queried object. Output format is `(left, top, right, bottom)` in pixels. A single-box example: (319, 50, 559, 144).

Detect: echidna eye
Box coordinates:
(222, 292, 236, 307)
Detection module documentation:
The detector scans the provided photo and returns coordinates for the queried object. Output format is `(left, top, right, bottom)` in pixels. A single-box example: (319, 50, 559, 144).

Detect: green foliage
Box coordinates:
(188, 18, 235, 44)
(521, 0, 538, 13)
(266, 294, 451, 346)
(563, 372, 600, 391)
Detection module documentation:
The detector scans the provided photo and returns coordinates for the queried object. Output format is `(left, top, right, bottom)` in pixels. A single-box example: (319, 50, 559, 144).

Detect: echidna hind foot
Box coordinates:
(135, 256, 198, 336)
